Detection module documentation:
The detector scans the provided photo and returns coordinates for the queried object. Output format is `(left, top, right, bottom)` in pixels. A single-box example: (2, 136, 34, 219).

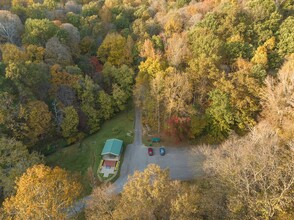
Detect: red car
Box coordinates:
(148, 148, 153, 156)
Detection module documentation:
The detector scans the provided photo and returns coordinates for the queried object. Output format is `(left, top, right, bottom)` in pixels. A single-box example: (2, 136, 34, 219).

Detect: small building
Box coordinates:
(101, 139, 123, 169)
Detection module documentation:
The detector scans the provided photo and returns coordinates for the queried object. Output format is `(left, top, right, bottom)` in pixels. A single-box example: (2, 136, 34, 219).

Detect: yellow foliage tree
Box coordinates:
(97, 33, 133, 66)
(164, 12, 184, 35)
(113, 164, 200, 219)
(113, 164, 180, 219)
(3, 164, 82, 219)
(170, 185, 200, 220)
(12, 0, 34, 7)
(0, 137, 42, 198)
(251, 37, 276, 67)
(85, 184, 119, 220)
(251, 45, 268, 66)
(1, 43, 26, 64)
(19, 100, 52, 144)
(25, 44, 45, 63)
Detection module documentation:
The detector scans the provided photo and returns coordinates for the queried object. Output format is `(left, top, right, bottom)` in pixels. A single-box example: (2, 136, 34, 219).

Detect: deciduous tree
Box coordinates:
(206, 89, 234, 138)
(3, 164, 81, 219)
(60, 23, 81, 56)
(45, 37, 73, 66)
(0, 10, 23, 45)
(25, 44, 45, 62)
(166, 116, 191, 142)
(97, 33, 133, 66)
(18, 100, 52, 144)
(113, 164, 180, 219)
(1, 43, 26, 64)
(170, 185, 200, 220)
(188, 55, 220, 107)
(102, 63, 135, 96)
(65, 1, 82, 14)
(0, 92, 15, 126)
(215, 60, 262, 131)
(262, 54, 294, 141)
(85, 184, 118, 220)
(114, 164, 200, 219)
(22, 18, 59, 46)
(43, 0, 58, 10)
(189, 26, 224, 63)
(163, 70, 193, 118)
(149, 70, 165, 133)
(98, 91, 114, 120)
(203, 122, 294, 219)
(277, 16, 294, 56)
(61, 106, 79, 143)
(77, 76, 100, 133)
(50, 64, 80, 95)
(12, 0, 34, 7)
(166, 32, 190, 67)
(0, 137, 42, 198)
(112, 84, 129, 111)
(164, 12, 183, 35)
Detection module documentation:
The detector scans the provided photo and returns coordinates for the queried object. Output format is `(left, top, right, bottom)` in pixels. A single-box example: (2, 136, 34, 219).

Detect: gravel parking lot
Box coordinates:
(114, 109, 205, 192)
(69, 108, 205, 216)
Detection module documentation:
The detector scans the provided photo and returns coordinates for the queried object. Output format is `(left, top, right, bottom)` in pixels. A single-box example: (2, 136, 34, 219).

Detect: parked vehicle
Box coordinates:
(159, 147, 165, 156)
(148, 148, 154, 156)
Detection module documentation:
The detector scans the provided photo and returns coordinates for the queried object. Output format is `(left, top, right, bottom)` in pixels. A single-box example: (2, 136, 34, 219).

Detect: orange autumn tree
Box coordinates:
(3, 164, 82, 219)
(50, 64, 80, 95)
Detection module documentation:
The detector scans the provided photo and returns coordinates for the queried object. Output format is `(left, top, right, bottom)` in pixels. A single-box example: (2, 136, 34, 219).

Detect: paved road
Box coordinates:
(113, 108, 205, 192)
(68, 108, 204, 217)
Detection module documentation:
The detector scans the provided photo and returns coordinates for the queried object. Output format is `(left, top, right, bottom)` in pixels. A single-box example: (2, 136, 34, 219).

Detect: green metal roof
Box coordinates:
(101, 139, 123, 156)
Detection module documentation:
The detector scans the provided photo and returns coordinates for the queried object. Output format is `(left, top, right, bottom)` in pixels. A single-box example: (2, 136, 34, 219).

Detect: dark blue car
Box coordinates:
(159, 147, 165, 156)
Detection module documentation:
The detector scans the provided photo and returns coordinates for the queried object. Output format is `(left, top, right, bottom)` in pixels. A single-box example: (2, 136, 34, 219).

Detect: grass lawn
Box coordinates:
(98, 173, 114, 181)
(45, 107, 134, 194)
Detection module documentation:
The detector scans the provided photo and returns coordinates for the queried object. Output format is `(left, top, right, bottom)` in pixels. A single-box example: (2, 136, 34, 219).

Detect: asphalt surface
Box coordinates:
(113, 108, 205, 193)
(68, 108, 205, 217)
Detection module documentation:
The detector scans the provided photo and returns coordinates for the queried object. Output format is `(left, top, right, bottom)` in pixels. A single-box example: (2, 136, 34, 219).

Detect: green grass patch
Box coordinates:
(45, 107, 134, 193)
(98, 173, 115, 181)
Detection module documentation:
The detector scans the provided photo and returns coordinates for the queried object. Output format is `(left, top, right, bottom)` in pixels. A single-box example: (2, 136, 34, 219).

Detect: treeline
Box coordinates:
(0, 0, 292, 153)
(202, 55, 294, 219)
(2, 164, 200, 219)
(0, 0, 294, 218)
(89, 55, 294, 220)
(130, 0, 294, 142)
(1, 53, 294, 218)
(3, 0, 293, 146)
(0, 0, 137, 153)
(0, 0, 137, 203)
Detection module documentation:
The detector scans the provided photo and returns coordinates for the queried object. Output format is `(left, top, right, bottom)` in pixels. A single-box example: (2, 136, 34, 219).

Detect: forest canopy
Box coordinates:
(0, 0, 293, 219)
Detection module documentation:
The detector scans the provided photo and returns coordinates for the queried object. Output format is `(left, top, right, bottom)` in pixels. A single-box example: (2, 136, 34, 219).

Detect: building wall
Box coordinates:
(102, 154, 120, 161)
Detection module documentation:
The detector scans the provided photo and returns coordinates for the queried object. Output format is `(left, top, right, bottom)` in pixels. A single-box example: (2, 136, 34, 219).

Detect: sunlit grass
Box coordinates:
(46, 106, 134, 193)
